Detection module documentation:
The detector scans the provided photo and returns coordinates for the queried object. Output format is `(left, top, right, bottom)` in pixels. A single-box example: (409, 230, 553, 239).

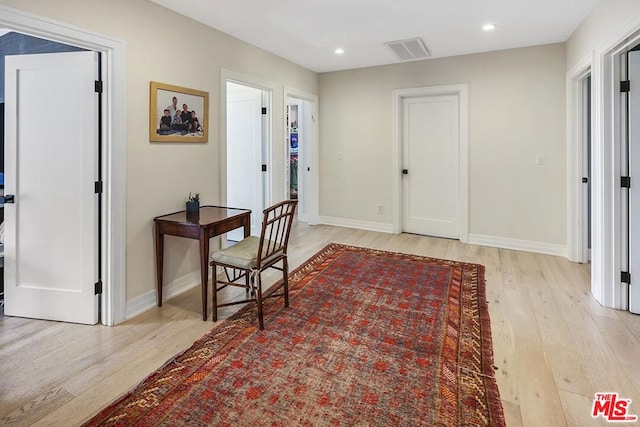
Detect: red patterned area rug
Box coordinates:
(84, 243, 505, 426)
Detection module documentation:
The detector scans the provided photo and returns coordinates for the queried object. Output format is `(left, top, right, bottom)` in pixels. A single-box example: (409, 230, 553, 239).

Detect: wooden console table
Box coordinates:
(154, 205, 251, 320)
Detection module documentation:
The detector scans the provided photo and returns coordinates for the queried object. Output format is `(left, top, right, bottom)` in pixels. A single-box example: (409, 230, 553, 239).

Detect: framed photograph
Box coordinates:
(149, 81, 209, 143)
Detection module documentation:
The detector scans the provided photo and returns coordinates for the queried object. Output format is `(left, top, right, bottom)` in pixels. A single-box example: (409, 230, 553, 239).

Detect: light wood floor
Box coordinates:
(1, 223, 638, 426)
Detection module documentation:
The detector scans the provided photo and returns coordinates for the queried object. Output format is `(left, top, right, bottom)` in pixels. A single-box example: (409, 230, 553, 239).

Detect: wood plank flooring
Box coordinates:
(0, 223, 638, 426)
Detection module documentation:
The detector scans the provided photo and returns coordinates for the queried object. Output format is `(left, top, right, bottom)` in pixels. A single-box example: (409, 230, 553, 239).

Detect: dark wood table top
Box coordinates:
(154, 205, 251, 225)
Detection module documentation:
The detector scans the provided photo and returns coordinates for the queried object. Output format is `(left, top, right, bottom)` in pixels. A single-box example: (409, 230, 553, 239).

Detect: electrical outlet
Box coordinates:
(377, 205, 384, 214)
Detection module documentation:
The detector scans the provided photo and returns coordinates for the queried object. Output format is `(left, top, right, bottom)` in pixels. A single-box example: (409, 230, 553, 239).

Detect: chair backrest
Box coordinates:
(257, 200, 298, 268)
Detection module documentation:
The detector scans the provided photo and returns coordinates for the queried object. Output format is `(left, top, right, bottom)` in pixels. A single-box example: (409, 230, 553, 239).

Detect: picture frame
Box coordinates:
(149, 81, 209, 143)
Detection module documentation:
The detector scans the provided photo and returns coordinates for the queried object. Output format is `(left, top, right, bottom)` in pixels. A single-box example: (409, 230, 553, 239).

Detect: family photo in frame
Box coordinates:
(149, 81, 209, 143)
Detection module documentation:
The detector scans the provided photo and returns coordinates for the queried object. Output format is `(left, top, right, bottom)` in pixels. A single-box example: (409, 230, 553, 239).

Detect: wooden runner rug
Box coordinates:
(84, 243, 505, 426)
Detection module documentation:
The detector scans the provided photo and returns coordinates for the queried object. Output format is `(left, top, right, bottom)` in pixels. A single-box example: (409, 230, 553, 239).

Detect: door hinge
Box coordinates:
(622, 271, 631, 284)
(94, 80, 103, 93)
(261, 107, 267, 115)
(621, 80, 631, 93)
(94, 280, 103, 295)
(621, 176, 631, 188)
(95, 181, 103, 194)
(582, 177, 589, 184)
(261, 164, 267, 172)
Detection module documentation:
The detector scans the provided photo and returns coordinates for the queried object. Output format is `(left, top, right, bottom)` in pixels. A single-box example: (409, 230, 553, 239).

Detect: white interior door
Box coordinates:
(402, 94, 459, 238)
(629, 50, 640, 314)
(4, 51, 99, 324)
(226, 81, 264, 240)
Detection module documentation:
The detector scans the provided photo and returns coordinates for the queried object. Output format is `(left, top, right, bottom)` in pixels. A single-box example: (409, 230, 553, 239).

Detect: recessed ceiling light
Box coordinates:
(334, 48, 345, 55)
(482, 24, 497, 31)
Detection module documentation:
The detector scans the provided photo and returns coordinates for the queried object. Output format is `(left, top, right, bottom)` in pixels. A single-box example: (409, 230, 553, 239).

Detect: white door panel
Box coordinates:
(629, 50, 640, 314)
(402, 95, 459, 238)
(4, 51, 99, 324)
(226, 82, 263, 241)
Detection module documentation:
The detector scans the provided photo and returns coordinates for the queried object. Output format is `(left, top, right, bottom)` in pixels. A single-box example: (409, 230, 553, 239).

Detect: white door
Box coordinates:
(4, 51, 100, 324)
(226, 81, 264, 240)
(628, 50, 640, 314)
(402, 95, 459, 238)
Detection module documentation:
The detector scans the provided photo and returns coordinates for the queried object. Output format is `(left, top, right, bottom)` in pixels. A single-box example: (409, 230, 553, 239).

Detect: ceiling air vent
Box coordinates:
(384, 37, 431, 61)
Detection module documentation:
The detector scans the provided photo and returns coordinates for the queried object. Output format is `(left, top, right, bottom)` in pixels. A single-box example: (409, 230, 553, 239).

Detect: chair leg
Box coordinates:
(254, 271, 264, 330)
(283, 257, 289, 308)
(212, 263, 218, 322)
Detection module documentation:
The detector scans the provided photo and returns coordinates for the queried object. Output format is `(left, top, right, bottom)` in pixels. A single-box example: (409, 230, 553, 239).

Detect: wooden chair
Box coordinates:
(210, 200, 297, 329)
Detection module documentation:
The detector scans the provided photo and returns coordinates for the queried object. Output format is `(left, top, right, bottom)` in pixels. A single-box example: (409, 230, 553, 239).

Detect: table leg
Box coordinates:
(244, 215, 251, 238)
(200, 232, 209, 321)
(155, 224, 164, 307)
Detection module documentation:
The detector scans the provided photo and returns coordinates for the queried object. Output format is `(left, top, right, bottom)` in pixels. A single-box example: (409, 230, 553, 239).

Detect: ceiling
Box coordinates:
(150, 0, 599, 73)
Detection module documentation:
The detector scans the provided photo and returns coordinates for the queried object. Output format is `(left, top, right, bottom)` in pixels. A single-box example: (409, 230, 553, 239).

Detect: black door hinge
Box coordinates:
(261, 164, 267, 172)
(261, 107, 267, 115)
(582, 177, 589, 183)
(621, 80, 631, 93)
(621, 176, 631, 188)
(95, 80, 103, 93)
(622, 271, 631, 284)
(95, 181, 103, 194)
(94, 280, 103, 295)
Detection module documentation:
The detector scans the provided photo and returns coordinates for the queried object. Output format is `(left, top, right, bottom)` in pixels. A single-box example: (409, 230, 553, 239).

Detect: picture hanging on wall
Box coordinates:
(149, 81, 209, 143)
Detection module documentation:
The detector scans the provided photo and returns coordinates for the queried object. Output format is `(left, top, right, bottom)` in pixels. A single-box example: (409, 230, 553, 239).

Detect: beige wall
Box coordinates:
(567, 0, 640, 69)
(319, 43, 567, 245)
(0, 0, 318, 303)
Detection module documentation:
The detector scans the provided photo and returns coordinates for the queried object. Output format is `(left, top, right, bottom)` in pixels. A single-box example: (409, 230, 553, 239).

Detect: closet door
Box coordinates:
(3, 51, 100, 324)
(402, 94, 460, 238)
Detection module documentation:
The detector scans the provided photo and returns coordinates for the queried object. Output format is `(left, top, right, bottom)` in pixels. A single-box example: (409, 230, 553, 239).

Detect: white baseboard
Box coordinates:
(468, 233, 567, 257)
(125, 271, 200, 320)
(318, 216, 394, 233)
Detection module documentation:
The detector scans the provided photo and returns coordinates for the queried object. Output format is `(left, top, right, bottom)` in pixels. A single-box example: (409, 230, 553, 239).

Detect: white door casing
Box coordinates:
(392, 84, 468, 241)
(402, 94, 459, 238)
(4, 51, 99, 324)
(285, 87, 319, 225)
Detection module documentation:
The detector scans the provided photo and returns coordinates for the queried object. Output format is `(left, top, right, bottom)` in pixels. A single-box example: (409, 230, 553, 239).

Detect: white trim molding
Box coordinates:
(468, 234, 566, 257)
(126, 272, 199, 320)
(318, 216, 394, 234)
(391, 84, 469, 242)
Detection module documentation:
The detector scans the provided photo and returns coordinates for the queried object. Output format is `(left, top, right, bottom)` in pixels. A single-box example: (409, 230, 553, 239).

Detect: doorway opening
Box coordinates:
(0, 6, 126, 325)
(226, 80, 270, 242)
(592, 20, 640, 310)
(284, 88, 319, 225)
(286, 96, 314, 222)
(567, 61, 593, 266)
(392, 84, 469, 242)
